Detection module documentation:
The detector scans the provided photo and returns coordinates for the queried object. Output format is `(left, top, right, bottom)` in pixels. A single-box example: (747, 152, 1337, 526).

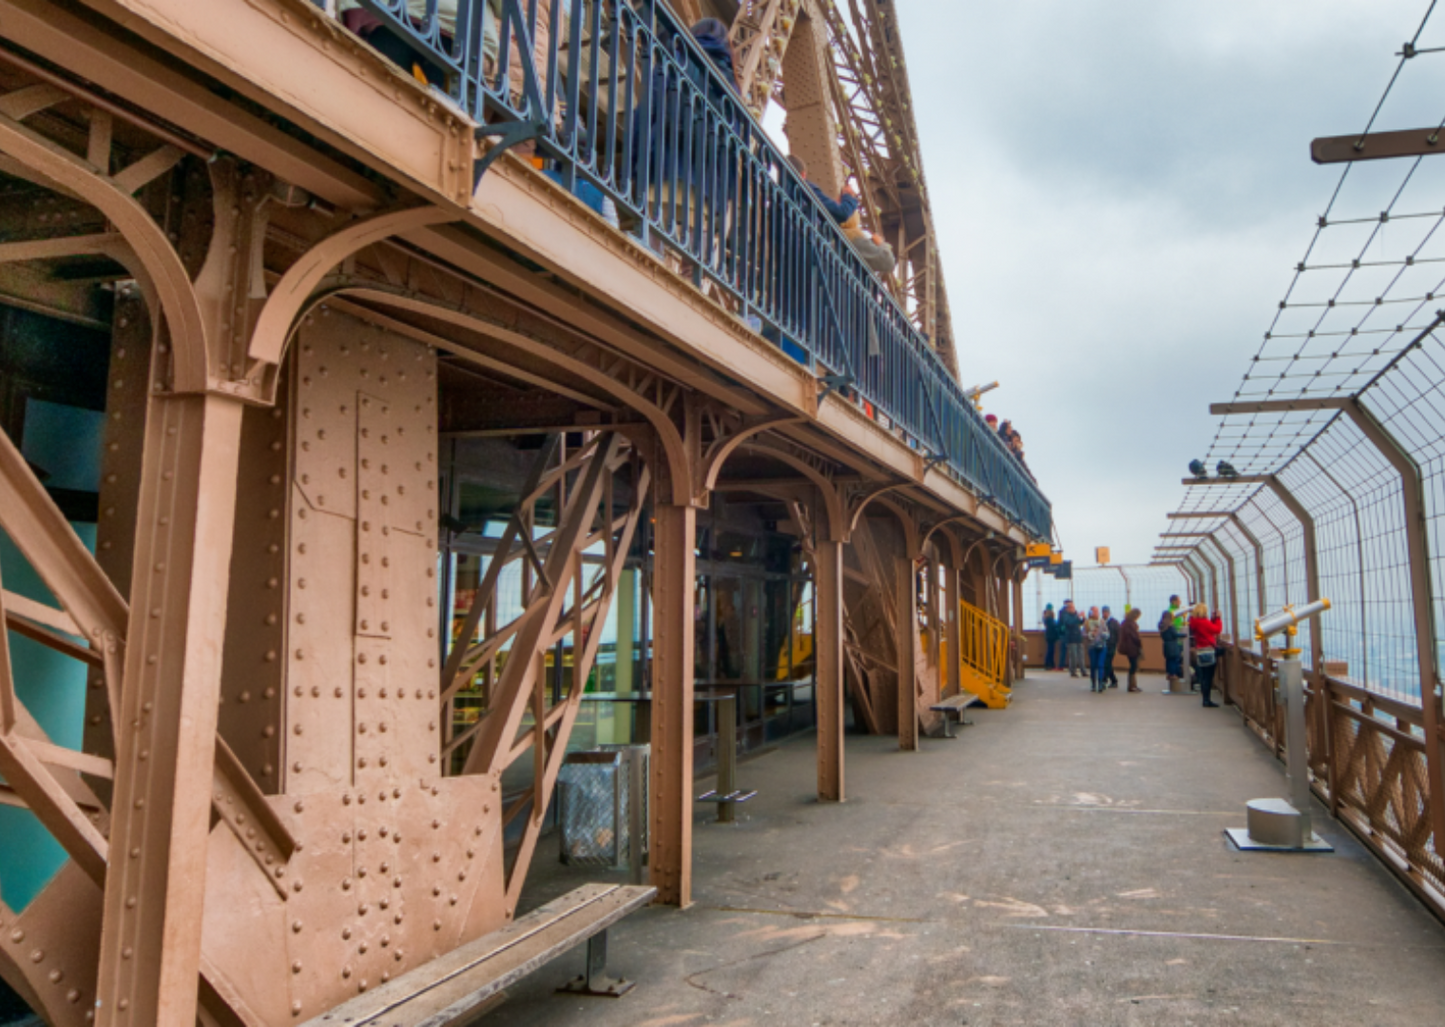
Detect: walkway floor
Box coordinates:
(491, 672, 1445, 1026)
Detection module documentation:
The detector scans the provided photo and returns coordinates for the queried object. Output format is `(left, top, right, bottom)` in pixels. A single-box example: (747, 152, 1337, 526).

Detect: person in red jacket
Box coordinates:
(1188, 603, 1224, 708)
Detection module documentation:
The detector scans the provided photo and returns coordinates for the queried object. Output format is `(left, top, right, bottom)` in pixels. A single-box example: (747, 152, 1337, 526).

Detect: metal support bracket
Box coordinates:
(473, 120, 550, 189)
(557, 931, 636, 997)
(817, 373, 854, 405)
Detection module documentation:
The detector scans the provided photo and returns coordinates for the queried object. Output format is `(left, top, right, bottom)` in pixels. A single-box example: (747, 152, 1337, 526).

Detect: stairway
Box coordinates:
(957, 598, 1012, 709)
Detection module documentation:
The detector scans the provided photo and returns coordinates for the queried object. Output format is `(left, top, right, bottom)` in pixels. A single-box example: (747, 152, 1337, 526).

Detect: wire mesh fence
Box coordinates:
(1157, 3, 1445, 707)
(1024, 564, 1193, 629)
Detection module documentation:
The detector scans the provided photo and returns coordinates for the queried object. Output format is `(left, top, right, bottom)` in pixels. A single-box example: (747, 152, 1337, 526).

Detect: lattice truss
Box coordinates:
(727, 0, 957, 375)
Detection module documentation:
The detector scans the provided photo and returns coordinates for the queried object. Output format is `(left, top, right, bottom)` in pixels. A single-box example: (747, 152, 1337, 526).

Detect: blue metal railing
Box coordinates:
(327, 0, 1052, 538)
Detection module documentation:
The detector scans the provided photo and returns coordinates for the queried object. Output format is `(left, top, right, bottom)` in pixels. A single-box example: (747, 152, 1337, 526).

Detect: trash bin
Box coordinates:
(558, 744, 649, 872)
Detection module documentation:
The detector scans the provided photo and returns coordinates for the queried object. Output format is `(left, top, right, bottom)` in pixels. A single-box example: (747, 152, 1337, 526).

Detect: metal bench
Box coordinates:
(301, 883, 655, 1026)
(930, 692, 980, 737)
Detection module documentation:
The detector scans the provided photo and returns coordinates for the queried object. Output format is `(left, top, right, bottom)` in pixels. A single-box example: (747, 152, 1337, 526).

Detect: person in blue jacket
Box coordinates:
(786, 154, 860, 224)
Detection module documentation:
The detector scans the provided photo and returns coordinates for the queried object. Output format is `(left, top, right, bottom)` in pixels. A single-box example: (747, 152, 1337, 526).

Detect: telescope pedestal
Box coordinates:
(1225, 652, 1334, 853)
(1225, 798, 1332, 851)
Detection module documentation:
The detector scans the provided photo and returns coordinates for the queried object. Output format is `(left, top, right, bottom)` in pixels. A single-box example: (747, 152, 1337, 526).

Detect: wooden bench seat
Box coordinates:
(302, 883, 655, 1027)
(930, 691, 980, 737)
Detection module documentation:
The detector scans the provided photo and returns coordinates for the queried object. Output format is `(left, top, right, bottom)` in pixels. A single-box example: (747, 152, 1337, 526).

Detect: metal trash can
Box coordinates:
(558, 744, 648, 873)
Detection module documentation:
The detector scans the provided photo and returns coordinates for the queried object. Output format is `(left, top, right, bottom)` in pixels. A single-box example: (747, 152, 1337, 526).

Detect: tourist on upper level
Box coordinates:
(1102, 606, 1120, 688)
(787, 156, 861, 225)
(1189, 603, 1224, 708)
(839, 210, 897, 276)
(1059, 600, 1085, 678)
(1042, 603, 1061, 670)
(1085, 606, 1109, 692)
(1159, 597, 1185, 690)
(690, 18, 741, 93)
(1117, 607, 1144, 692)
(340, 0, 456, 86)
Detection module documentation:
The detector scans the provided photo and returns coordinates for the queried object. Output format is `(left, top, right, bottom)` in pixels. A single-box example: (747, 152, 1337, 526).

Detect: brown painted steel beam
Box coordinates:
(895, 555, 918, 751)
(1343, 400, 1445, 856)
(1209, 399, 1352, 415)
(1312, 127, 1445, 165)
(96, 392, 246, 1027)
(815, 535, 845, 801)
(650, 503, 696, 906)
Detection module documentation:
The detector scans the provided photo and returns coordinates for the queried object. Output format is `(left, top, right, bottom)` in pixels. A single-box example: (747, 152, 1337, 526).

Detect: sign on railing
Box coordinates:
(324, 0, 1052, 538)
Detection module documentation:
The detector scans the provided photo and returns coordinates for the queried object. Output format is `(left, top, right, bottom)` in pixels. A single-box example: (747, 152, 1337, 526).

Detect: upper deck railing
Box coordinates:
(322, 0, 1051, 538)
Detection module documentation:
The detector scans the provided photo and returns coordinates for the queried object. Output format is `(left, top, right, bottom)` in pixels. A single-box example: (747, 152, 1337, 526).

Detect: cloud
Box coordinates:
(894, 0, 1441, 563)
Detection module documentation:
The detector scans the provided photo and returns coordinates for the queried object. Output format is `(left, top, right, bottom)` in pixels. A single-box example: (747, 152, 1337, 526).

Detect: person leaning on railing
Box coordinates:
(338, 0, 456, 85)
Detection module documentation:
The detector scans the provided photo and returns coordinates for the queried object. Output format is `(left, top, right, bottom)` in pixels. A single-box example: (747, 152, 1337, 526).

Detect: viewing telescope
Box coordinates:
(1228, 596, 1334, 853)
(1255, 599, 1331, 640)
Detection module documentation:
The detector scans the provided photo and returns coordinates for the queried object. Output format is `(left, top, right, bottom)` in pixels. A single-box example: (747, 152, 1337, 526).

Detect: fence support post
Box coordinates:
(1344, 400, 1445, 857)
(1264, 476, 1330, 788)
(1206, 534, 1240, 708)
(651, 502, 696, 906)
(815, 534, 845, 802)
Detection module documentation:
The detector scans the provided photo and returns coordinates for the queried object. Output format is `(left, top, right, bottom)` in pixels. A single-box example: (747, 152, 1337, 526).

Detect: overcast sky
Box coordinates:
(892, 0, 1445, 567)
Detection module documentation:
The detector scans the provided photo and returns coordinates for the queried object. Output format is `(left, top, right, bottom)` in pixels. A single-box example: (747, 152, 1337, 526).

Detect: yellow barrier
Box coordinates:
(954, 598, 1012, 709)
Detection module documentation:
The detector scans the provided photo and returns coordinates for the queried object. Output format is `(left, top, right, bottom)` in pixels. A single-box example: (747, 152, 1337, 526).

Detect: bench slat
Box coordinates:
(930, 692, 979, 711)
(304, 883, 655, 1027)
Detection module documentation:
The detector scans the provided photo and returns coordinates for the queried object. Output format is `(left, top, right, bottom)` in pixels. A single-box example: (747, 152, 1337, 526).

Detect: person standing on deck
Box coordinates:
(1042, 603, 1061, 670)
(1189, 603, 1224, 708)
(1160, 597, 1185, 690)
(1059, 600, 1085, 678)
(1103, 606, 1121, 689)
(1084, 606, 1108, 691)
(1117, 608, 1144, 692)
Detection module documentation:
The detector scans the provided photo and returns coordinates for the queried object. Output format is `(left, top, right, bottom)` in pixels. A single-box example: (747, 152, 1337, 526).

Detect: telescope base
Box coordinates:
(1226, 798, 1333, 852)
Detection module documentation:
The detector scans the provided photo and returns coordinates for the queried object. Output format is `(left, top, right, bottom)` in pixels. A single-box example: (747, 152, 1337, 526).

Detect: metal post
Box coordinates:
(649, 503, 695, 906)
(1302, 451, 1368, 688)
(896, 555, 918, 751)
(1344, 401, 1445, 856)
(946, 548, 962, 699)
(815, 536, 845, 801)
(1115, 565, 1132, 611)
(1265, 476, 1328, 785)
(627, 749, 645, 886)
(716, 694, 738, 824)
(1012, 568, 1025, 681)
(1229, 513, 1269, 636)
(1207, 534, 1241, 707)
(96, 392, 246, 1027)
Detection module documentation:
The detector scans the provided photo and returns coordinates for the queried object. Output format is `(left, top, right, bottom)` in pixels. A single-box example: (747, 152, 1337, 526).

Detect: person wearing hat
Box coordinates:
(984, 413, 999, 431)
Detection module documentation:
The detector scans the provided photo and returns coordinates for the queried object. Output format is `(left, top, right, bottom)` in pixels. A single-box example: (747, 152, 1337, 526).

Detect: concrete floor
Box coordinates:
(489, 672, 1445, 1026)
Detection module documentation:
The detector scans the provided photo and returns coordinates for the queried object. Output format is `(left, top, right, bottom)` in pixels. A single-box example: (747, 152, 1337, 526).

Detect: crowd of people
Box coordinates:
(1041, 595, 1224, 706)
(983, 413, 1029, 469)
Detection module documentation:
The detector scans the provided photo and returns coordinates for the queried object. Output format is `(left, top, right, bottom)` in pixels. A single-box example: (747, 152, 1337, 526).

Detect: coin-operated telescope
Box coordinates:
(1225, 599, 1335, 852)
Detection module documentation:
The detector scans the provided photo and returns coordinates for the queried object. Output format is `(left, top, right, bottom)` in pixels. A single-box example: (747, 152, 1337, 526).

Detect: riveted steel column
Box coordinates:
(96, 387, 245, 1027)
(896, 555, 918, 751)
(946, 554, 962, 698)
(650, 503, 696, 905)
(815, 534, 845, 801)
(1012, 566, 1025, 680)
(1345, 400, 1445, 856)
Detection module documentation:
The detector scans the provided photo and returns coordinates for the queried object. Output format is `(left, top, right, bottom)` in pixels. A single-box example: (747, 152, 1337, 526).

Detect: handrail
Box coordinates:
(324, 0, 1052, 538)
(958, 598, 1008, 691)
